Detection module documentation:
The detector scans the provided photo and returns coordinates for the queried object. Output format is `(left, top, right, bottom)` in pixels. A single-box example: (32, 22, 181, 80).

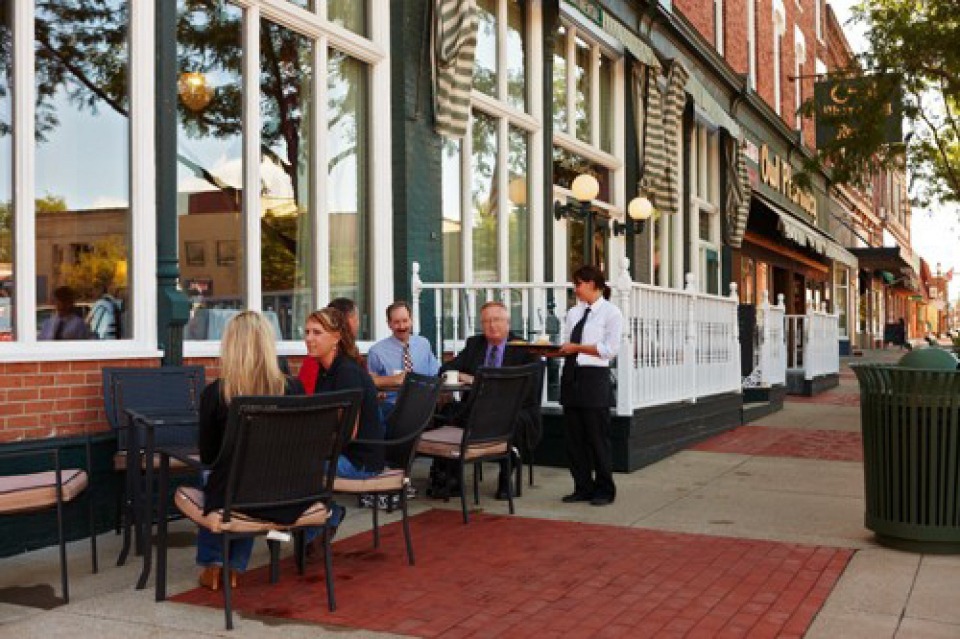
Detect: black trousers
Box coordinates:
(561, 366, 615, 499)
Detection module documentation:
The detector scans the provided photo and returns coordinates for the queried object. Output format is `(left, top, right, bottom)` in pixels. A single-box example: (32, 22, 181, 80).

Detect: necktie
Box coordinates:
(565, 307, 591, 367)
(485, 344, 499, 368)
(402, 343, 413, 372)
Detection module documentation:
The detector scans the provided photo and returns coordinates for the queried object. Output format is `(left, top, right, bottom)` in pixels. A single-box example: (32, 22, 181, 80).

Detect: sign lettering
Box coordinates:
(759, 144, 818, 220)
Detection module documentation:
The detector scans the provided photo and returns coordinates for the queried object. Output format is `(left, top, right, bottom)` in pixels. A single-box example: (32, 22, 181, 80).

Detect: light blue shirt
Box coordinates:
(367, 335, 440, 378)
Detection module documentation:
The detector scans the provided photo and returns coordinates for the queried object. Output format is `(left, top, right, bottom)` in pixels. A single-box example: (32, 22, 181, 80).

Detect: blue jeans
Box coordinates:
(303, 455, 376, 543)
(196, 472, 254, 571)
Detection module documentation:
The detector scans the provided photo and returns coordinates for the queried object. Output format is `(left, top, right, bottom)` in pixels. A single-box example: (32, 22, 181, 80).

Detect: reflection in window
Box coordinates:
(742, 257, 755, 305)
(473, 0, 497, 98)
(441, 138, 462, 283)
(574, 36, 591, 143)
(599, 54, 612, 152)
(0, 0, 12, 339)
(552, 26, 567, 132)
(507, 127, 528, 282)
(327, 50, 370, 339)
(177, 0, 244, 342)
(328, 0, 365, 37)
(35, 0, 131, 340)
(505, 0, 525, 111)
(472, 112, 498, 282)
(261, 20, 313, 341)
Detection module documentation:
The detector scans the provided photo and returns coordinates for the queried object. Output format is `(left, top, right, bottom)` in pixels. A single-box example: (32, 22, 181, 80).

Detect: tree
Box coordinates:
(60, 235, 127, 300)
(802, 1, 960, 208)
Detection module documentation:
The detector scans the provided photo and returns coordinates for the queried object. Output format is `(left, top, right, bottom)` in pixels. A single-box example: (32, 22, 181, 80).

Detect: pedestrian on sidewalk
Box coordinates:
(557, 265, 622, 507)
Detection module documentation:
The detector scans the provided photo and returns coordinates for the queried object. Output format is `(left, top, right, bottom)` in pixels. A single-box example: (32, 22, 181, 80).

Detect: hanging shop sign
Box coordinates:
(564, 0, 603, 25)
(758, 144, 818, 221)
(813, 74, 903, 148)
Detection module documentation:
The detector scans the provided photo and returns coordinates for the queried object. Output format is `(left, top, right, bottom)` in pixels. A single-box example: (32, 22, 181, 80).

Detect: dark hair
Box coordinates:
(385, 300, 412, 322)
(572, 265, 611, 300)
(53, 286, 76, 306)
(327, 297, 357, 317)
(307, 307, 362, 365)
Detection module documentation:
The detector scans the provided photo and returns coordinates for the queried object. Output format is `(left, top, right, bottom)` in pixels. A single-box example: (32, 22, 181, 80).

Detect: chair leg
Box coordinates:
(117, 473, 133, 566)
(506, 454, 515, 515)
(400, 488, 414, 565)
(268, 540, 280, 584)
(88, 487, 98, 575)
(472, 463, 480, 505)
(459, 460, 469, 524)
(222, 535, 234, 630)
(294, 531, 305, 576)
(528, 451, 535, 487)
(155, 458, 170, 602)
(371, 493, 380, 549)
(114, 482, 122, 535)
(513, 448, 523, 498)
(323, 528, 336, 612)
(55, 488, 69, 604)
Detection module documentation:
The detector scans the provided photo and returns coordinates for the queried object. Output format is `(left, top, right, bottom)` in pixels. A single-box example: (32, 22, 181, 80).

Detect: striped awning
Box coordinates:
(767, 198, 859, 269)
(724, 138, 751, 248)
(686, 74, 740, 137)
(433, 0, 478, 139)
(600, 15, 661, 70)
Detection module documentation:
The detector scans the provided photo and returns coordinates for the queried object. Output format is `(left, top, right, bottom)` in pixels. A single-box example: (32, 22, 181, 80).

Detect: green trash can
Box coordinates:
(851, 362, 960, 553)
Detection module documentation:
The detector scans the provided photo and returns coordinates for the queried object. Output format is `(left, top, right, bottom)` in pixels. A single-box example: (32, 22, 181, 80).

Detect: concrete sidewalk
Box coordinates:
(1, 347, 958, 637)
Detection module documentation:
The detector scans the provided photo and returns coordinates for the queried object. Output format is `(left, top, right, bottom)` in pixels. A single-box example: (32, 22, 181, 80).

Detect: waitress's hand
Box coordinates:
(558, 342, 579, 356)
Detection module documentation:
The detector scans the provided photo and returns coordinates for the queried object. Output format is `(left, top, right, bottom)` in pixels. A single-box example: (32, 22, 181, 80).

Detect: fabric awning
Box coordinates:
(686, 74, 740, 137)
(759, 194, 859, 269)
(848, 246, 921, 292)
(600, 15, 661, 70)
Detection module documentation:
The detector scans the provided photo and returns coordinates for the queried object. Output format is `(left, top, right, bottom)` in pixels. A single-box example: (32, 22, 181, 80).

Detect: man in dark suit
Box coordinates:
(437, 301, 542, 499)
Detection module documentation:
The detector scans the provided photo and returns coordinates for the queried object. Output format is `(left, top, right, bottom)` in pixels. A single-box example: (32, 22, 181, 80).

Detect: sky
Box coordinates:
(829, 0, 959, 300)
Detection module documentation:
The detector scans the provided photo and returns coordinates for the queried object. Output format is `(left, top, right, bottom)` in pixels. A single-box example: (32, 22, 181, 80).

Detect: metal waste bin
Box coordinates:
(851, 361, 960, 553)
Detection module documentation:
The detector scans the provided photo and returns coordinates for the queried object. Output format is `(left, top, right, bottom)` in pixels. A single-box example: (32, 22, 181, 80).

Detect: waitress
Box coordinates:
(557, 265, 622, 506)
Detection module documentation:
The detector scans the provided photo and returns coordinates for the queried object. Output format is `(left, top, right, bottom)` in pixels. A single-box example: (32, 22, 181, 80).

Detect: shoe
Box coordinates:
(358, 493, 375, 508)
(198, 566, 238, 591)
(590, 495, 614, 506)
(405, 484, 417, 500)
(561, 492, 593, 503)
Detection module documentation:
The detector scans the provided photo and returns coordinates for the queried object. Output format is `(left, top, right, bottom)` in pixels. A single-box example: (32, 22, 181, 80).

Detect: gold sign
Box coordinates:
(759, 144, 817, 220)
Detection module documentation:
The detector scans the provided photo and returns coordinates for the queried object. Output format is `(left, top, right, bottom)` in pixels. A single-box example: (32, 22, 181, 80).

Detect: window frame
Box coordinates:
(688, 120, 721, 295)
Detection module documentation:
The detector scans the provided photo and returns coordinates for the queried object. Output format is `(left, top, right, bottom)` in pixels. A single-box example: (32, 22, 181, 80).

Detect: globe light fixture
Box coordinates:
(554, 173, 601, 221)
(178, 71, 214, 112)
(613, 192, 654, 236)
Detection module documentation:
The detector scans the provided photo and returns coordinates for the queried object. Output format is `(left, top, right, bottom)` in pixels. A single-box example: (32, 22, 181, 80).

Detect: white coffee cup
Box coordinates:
(444, 370, 459, 385)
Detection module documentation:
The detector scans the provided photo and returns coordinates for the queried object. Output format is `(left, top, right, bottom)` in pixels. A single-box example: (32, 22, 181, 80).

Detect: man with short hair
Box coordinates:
(437, 301, 542, 499)
(367, 300, 440, 414)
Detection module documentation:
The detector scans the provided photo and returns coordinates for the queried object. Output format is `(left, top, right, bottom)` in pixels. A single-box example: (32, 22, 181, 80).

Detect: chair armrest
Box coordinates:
(157, 446, 205, 471)
(349, 435, 419, 449)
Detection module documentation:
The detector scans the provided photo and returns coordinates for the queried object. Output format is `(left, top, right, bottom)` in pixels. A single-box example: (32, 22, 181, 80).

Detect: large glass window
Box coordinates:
(690, 122, 720, 294)
(441, 139, 462, 283)
(471, 111, 498, 282)
(178, 0, 244, 342)
(834, 267, 849, 337)
(328, 0, 365, 37)
(0, 0, 12, 340)
(507, 126, 529, 282)
(474, 0, 497, 99)
(552, 25, 567, 133)
(505, 0, 525, 112)
(35, 0, 131, 341)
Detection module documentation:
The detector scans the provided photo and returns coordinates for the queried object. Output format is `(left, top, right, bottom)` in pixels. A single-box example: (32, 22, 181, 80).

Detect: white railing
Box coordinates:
(785, 302, 841, 379)
(750, 291, 787, 387)
(411, 258, 742, 416)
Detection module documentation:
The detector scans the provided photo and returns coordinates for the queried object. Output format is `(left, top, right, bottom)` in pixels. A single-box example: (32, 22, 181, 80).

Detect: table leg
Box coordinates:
(136, 423, 154, 590)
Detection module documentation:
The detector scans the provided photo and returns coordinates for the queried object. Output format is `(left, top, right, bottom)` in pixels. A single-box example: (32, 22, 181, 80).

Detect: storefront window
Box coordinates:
(834, 267, 849, 337)
(552, 25, 567, 133)
(0, 0, 12, 340)
(505, 0, 525, 112)
(507, 127, 529, 282)
(690, 123, 719, 294)
(178, 0, 244, 342)
(441, 138, 462, 283)
(474, 0, 497, 98)
(472, 111, 498, 282)
(573, 36, 591, 143)
(742, 257, 755, 304)
(35, 0, 131, 340)
(598, 54, 612, 153)
(327, 50, 370, 338)
(328, 0, 365, 37)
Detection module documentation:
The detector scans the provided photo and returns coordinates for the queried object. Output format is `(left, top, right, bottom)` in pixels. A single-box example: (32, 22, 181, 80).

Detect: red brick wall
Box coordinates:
(0, 355, 307, 444)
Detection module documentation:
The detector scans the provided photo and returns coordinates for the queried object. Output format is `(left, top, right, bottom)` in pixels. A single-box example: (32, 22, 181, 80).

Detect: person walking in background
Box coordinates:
(38, 286, 89, 340)
(558, 265, 622, 507)
(87, 286, 123, 339)
(195, 311, 305, 591)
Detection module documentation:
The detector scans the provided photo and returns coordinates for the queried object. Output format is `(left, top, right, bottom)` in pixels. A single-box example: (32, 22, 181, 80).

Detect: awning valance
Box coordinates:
(760, 195, 859, 269)
(600, 15, 661, 70)
(848, 246, 921, 292)
(686, 74, 741, 137)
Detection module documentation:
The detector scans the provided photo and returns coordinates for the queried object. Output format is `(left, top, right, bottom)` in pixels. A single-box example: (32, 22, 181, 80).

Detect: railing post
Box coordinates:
(729, 282, 741, 394)
(411, 261, 422, 336)
(685, 273, 698, 403)
(758, 290, 770, 385)
(614, 257, 634, 416)
(803, 300, 814, 380)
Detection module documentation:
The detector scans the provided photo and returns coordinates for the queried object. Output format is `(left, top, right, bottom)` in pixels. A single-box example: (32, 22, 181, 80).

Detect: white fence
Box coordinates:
(411, 258, 742, 416)
(785, 302, 841, 380)
(745, 291, 787, 388)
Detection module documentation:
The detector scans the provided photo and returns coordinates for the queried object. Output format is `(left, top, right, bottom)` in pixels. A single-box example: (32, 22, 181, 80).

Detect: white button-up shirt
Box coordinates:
(563, 296, 623, 367)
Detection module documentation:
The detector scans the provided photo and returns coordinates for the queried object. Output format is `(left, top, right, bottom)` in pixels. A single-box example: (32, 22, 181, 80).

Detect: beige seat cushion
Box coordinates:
(113, 451, 198, 472)
(416, 426, 509, 461)
(175, 486, 330, 534)
(334, 469, 405, 494)
(0, 470, 89, 515)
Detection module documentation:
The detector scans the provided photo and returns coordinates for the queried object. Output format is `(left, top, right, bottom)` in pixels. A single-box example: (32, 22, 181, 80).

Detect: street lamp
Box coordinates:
(554, 173, 600, 221)
(613, 192, 654, 236)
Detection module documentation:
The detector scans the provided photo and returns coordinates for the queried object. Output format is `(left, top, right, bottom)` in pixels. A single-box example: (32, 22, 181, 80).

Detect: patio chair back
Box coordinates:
(220, 391, 360, 522)
(460, 363, 539, 448)
(384, 373, 444, 472)
(102, 366, 205, 449)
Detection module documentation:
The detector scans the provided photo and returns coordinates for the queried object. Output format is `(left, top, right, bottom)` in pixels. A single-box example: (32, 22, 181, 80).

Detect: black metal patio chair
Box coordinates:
(333, 372, 442, 564)
(101, 366, 205, 565)
(416, 363, 537, 523)
(155, 390, 360, 630)
(0, 437, 98, 603)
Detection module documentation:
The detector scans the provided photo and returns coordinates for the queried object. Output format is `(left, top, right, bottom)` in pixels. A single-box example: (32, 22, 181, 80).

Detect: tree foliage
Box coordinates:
(803, 0, 960, 208)
(60, 235, 127, 300)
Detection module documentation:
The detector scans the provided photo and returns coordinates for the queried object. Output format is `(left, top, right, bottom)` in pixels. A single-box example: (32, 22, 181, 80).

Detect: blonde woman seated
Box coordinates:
(195, 310, 305, 590)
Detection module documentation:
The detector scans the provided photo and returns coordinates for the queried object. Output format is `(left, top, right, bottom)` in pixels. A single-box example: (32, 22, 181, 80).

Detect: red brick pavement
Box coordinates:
(172, 510, 852, 638)
(691, 426, 863, 462)
(784, 392, 860, 407)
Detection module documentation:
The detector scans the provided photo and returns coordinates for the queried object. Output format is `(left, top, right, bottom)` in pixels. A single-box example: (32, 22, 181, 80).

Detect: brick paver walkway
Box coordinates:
(172, 510, 852, 638)
(784, 392, 860, 407)
(691, 426, 863, 462)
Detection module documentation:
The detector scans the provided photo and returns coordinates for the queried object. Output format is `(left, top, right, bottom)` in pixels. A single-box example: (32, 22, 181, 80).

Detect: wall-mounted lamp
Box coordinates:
(612, 193, 654, 236)
(554, 173, 600, 221)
